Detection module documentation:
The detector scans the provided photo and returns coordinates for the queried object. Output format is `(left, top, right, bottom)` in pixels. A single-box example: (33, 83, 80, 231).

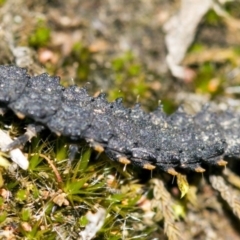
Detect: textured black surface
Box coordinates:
(9, 73, 63, 123)
(0, 65, 240, 173)
(0, 65, 29, 105)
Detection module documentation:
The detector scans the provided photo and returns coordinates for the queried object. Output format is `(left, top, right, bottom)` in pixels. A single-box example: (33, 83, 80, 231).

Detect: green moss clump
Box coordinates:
(29, 20, 51, 48)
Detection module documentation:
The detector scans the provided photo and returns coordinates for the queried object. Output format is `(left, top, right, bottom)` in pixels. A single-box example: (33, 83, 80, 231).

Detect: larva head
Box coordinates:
(0, 65, 29, 106)
(9, 73, 63, 123)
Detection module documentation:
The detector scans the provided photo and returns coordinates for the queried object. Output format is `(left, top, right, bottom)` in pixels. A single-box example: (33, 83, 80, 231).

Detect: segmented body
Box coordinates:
(0, 65, 239, 174)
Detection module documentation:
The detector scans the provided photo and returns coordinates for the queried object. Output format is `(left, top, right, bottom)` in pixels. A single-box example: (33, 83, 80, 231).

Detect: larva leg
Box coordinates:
(87, 140, 105, 153)
(68, 144, 79, 162)
(0, 108, 6, 116)
(130, 158, 156, 170)
(0, 129, 29, 170)
(166, 168, 179, 176)
(202, 156, 228, 168)
(68, 142, 103, 163)
(217, 159, 228, 167)
(2, 124, 45, 151)
(194, 166, 206, 173)
(105, 149, 131, 169)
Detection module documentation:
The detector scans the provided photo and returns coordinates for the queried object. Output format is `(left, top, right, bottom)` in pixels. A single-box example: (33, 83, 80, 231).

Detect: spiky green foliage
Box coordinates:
(0, 115, 179, 240)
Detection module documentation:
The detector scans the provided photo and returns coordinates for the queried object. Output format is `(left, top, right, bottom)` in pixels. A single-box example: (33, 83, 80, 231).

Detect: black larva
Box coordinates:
(0, 65, 239, 175)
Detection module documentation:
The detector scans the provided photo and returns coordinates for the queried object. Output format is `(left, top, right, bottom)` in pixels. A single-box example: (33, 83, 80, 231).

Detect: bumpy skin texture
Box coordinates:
(9, 73, 63, 123)
(0, 66, 29, 105)
(0, 65, 239, 173)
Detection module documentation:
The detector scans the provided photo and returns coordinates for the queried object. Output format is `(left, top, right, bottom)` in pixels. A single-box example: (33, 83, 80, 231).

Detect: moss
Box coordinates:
(204, 9, 223, 26)
(29, 20, 51, 48)
(0, 116, 156, 239)
(0, 0, 6, 6)
(107, 51, 153, 107)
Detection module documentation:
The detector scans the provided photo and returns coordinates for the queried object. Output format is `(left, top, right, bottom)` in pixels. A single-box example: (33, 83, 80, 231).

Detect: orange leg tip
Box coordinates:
(55, 131, 61, 137)
(143, 164, 156, 170)
(15, 111, 25, 119)
(194, 166, 206, 173)
(118, 157, 131, 165)
(87, 139, 104, 153)
(217, 159, 228, 167)
(93, 144, 104, 153)
(167, 168, 178, 176)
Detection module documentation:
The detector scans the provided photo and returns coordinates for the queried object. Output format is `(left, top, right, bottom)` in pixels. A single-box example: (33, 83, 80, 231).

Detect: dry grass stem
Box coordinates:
(209, 175, 240, 219)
